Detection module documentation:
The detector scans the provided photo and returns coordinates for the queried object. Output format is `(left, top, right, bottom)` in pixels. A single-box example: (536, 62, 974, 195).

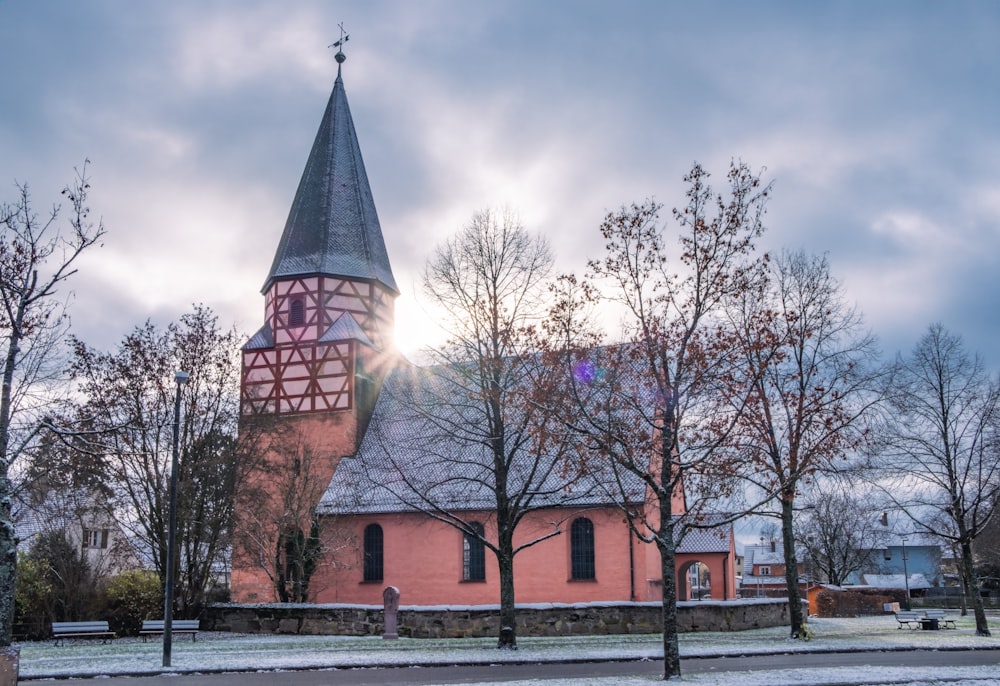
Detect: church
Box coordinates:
(229, 47, 737, 607)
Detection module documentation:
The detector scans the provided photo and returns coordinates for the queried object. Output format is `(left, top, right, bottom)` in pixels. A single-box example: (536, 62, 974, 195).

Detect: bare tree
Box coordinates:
(874, 324, 999, 636)
(354, 208, 587, 650)
(233, 429, 353, 603)
(0, 163, 104, 645)
(974, 497, 1000, 575)
(795, 481, 889, 585)
(974, 502, 1000, 595)
(60, 305, 244, 617)
(562, 162, 771, 680)
(728, 250, 880, 638)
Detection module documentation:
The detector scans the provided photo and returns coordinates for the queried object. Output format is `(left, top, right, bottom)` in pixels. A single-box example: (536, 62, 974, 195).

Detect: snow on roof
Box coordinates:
(754, 551, 784, 564)
(319, 363, 647, 515)
(677, 522, 733, 554)
(14, 488, 92, 550)
(861, 573, 933, 590)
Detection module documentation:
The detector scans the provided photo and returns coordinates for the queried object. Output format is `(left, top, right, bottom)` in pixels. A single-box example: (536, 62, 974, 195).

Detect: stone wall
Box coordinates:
(204, 599, 793, 637)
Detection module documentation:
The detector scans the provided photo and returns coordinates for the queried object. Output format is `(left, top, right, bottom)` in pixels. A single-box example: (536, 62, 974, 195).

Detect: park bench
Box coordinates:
(140, 619, 201, 642)
(894, 610, 923, 630)
(51, 621, 115, 645)
(923, 609, 957, 629)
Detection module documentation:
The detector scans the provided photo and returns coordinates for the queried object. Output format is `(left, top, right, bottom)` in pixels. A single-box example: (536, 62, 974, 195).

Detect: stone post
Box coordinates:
(382, 585, 400, 639)
(0, 646, 19, 686)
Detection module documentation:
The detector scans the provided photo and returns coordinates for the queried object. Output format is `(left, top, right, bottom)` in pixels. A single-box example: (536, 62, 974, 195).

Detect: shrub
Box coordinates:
(815, 587, 907, 617)
(28, 530, 103, 621)
(14, 553, 55, 640)
(106, 569, 162, 636)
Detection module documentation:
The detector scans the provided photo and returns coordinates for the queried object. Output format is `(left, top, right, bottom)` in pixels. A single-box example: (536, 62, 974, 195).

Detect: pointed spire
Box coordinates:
(264, 41, 397, 295)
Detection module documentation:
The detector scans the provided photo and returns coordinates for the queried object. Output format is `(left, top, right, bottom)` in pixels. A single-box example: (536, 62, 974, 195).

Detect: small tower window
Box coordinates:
(289, 298, 305, 327)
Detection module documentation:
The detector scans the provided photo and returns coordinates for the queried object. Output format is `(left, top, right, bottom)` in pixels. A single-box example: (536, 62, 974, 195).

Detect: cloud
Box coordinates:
(2, 0, 999, 368)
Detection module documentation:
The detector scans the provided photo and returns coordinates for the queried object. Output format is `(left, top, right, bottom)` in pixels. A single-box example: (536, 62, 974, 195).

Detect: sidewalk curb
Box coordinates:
(19, 644, 1000, 681)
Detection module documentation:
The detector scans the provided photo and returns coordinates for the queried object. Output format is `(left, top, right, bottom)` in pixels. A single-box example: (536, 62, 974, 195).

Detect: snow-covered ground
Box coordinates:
(15, 614, 1000, 684)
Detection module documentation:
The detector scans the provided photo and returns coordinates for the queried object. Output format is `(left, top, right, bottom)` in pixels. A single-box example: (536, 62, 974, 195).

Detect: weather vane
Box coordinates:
(329, 23, 349, 65)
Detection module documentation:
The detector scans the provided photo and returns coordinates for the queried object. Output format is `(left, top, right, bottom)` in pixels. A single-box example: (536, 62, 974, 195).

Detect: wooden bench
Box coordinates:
(139, 619, 200, 642)
(52, 621, 115, 645)
(894, 610, 923, 630)
(923, 609, 957, 629)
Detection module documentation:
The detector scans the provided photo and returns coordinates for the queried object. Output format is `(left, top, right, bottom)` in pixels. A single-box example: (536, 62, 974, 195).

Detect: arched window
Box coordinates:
(570, 517, 595, 580)
(463, 522, 486, 581)
(289, 298, 305, 327)
(363, 524, 383, 582)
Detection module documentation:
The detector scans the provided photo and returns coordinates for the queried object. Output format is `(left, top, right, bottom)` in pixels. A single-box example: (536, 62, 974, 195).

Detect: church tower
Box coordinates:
(232, 42, 398, 602)
(242, 45, 397, 419)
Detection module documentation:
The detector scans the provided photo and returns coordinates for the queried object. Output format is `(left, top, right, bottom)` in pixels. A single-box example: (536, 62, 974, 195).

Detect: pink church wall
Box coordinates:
(305, 507, 734, 606)
(232, 409, 361, 603)
(309, 508, 630, 605)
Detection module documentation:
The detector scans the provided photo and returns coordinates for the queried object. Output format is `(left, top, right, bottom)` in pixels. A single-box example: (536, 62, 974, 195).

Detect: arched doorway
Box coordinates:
(678, 560, 712, 600)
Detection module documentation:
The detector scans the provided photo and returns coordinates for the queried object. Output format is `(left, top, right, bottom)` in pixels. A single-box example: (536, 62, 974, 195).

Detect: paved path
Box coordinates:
(32, 648, 1000, 684)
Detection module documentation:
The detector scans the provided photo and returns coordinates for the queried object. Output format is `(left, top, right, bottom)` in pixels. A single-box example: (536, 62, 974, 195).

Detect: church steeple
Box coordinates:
(264, 48, 397, 295)
(232, 38, 400, 603)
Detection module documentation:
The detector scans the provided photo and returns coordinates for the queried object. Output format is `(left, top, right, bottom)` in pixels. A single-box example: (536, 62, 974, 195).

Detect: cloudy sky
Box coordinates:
(2, 1, 998, 366)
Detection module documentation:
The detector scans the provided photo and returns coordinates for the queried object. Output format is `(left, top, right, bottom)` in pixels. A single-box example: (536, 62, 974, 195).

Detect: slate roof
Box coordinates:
(244, 323, 274, 350)
(752, 551, 785, 565)
(14, 494, 75, 551)
(319, 363, 635, 515)
(318, 362, 736, 557)
(263, 65, 397, 295)
(677, 523, 733, 554)
(320, 313, 373, 346)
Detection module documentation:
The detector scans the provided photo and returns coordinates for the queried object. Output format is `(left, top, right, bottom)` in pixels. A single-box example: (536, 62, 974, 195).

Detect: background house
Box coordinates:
(845, 540, 943, 589)
(14, 488, 143, 578)
(740, 540, 808, 598)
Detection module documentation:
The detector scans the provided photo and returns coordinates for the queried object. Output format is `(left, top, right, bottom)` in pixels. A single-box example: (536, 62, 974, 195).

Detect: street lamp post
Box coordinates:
(901, 534, 911, 611)
(163, 371, 189, 668)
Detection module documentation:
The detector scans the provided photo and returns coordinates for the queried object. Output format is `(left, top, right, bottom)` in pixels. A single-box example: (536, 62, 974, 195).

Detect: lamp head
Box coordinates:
(175, 371, 190, 385)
